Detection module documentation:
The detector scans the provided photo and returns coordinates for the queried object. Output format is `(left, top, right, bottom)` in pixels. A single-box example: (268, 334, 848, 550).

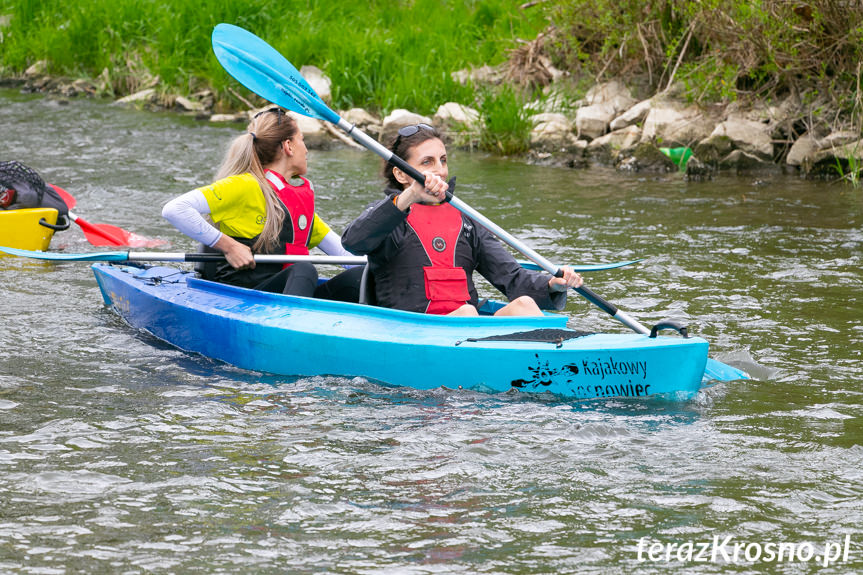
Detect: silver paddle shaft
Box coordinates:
(129, 253, 368, 265)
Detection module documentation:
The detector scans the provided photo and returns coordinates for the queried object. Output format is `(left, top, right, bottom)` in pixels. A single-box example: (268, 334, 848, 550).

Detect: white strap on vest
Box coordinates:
(265, 171, 285, 191)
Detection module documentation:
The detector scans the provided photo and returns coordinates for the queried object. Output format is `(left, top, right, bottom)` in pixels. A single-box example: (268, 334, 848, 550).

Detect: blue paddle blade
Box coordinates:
(212, 23, 340, 125)
(0, 246, 130, 261)
(517, 258, 643, 272)
(704, 357, 749, 381)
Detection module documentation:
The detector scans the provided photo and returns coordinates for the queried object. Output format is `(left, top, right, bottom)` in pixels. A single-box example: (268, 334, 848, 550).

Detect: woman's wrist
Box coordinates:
(394, 190, 414, 212)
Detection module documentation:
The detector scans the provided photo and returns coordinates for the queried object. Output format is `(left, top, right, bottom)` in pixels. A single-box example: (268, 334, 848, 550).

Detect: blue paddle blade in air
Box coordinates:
(211, 23, 340, 124)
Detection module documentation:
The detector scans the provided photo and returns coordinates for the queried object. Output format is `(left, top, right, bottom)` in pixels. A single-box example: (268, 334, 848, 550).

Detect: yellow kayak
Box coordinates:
(0, 207, 61, 252)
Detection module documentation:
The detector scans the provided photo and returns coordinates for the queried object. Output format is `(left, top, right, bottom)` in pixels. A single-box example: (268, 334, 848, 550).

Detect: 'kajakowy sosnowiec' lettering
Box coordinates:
(577, 356, 651, 398)
(580, 357, 648, 380)
(510, 355, 651, 397)
(577, 383, 652, 398)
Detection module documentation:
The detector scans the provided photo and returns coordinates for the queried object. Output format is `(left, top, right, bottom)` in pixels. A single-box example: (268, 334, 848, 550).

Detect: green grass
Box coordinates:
(8, 1, 859, 158)
(478, 85, 535, 155)
(0, 0, 547, 116)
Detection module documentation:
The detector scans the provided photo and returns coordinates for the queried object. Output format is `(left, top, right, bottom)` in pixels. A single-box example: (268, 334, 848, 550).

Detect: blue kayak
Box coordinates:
(91, 263, 711, 400)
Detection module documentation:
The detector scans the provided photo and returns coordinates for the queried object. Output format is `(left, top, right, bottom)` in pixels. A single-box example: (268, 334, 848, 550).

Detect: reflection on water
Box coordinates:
(1, 90, 862, 572)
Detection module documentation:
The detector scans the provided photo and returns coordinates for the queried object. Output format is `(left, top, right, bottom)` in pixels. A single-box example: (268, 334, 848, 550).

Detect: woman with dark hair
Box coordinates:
(162, 107, 361, 300)
(341, 124, 582, 316)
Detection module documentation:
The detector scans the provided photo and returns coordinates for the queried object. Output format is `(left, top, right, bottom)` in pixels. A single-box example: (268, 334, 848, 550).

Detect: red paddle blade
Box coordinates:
(47, 184, 166, 247)
(74, 216, 167, 248)
(49, 184, 76, 209)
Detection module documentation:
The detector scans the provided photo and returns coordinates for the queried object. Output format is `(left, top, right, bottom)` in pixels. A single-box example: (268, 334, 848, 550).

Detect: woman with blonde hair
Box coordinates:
(163, 107, 361, 300)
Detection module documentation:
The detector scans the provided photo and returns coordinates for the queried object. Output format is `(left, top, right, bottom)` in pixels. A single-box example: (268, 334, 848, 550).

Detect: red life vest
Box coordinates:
(406, 202, 471, 314)
(265, 170, 315, 267)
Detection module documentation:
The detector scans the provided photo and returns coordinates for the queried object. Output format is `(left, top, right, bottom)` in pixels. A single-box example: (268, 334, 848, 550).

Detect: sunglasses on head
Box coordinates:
(254, 107, 286, 125)
(397, 123, 434, 138)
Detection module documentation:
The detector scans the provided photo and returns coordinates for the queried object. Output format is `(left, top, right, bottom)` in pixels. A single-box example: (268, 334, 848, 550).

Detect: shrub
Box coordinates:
(546, 0, 863, 105)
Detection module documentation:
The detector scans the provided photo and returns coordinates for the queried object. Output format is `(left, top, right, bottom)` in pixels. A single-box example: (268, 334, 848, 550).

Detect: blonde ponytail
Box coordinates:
(215, 109, 298, 251)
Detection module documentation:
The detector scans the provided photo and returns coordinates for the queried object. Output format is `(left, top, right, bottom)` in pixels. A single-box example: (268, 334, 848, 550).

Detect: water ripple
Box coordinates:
(1, 90, 861, 573)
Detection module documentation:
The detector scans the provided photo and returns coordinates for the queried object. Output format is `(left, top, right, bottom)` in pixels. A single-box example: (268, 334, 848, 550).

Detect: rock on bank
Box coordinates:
(10, 62, 859, 180)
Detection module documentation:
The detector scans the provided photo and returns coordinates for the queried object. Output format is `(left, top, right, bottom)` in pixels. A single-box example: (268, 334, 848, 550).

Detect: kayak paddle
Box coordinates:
(210, 23, 748, 382)
(0, 246, 640, 272)
(0, 247, 367, 265)
(51, 185, 167, 248)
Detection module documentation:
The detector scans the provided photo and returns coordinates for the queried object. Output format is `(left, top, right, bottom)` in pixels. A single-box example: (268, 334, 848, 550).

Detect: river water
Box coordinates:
(1, 89, 861, 573)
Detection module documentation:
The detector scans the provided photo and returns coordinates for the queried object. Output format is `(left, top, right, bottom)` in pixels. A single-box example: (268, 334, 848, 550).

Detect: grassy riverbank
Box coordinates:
(4, 1, 863, 112)
(0, 0, 547, 115)
(2, 1, 862, 161)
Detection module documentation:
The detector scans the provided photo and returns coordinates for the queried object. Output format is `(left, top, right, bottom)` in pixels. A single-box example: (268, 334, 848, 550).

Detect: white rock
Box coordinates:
(719, 149, 775, 170)
(434, 102, 480, 129)
(575, 103, 615, 140)
(530, 117, 580, 152)
(383, 109, 432, 125)
(300, 65, 331, 102)
(820, 130, 860, 149)
(640, 105, 688, 140)
(584, 81, 637, 116)
(343, 107, 379, 126)
(25, 60, 48, 76)
(113, 88, 156, 105)
(786, 132, 819, 166)
(342, 108, 382, 137)
(174, 96, 205, 112)
(209, 113, 246, 123)
(708, 118, 773, 160)
(609, 99, 652, 131)
(380, 109, 433, 145)
(641, 104, 714, 146)
(812, 139, 863, 163)
(588, 125, 642, 151)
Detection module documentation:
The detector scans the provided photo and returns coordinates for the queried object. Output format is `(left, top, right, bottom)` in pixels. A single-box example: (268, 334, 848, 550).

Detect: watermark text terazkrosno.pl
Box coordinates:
(636, 535, 852, 567)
